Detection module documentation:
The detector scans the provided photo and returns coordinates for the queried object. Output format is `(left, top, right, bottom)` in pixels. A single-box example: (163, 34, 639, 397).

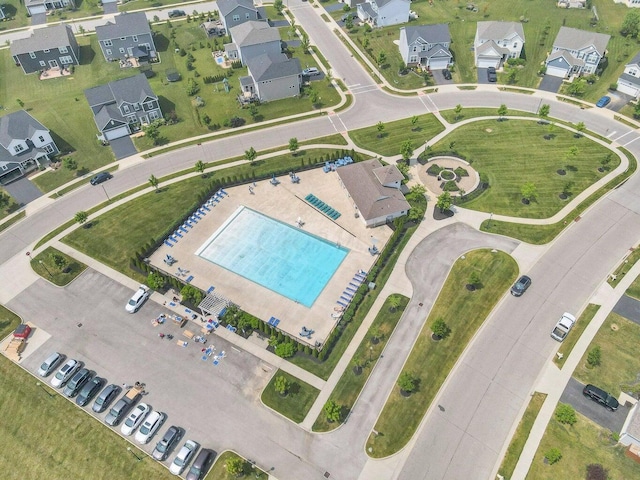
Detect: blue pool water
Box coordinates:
(196, 207, 348, 307)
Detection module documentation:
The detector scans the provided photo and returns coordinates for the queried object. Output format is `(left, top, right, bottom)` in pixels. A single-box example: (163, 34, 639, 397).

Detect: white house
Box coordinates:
(474, 21, 525, 68)
(617, 51, 640, 97)
(357, 0, 410, 28)
(614, 0, 640, 7)
(545, 27, 610, 78)
(398, 24, 452, 69)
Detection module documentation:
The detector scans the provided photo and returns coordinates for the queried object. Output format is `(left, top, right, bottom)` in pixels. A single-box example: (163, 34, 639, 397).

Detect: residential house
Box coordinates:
(217, 0, 260, 32)
(545, 26, 610, 78)
(336, 158, 411, 227)
(25, 0, 74, 16)
(240, 52, 301, 102)
(84, 74, 162, 141)
(0, 110, 59, 185)
(224, 21, 281, 65)
(0, 5, 6, 20)
(620, 401, 640, 448)
(95, 12, 157, 63)
(398, 24, 452, 70)
(357, 0, 410, 28)
(474, 21, 525, 68)
(614, 0, 640, 7)
(617, 51, 640, 97)
(557, 0, 586, 7)
(11, 24, 80, 74)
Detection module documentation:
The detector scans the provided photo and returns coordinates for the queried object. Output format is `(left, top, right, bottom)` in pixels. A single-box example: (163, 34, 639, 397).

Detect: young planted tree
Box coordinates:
(388, 295, 401, 312)
(467, 271, 481, 290)
(397, 371, 417, 395)
(436, 191, 452, 213)
(226, 457, 245, 476)
(453, 104, 463, 121)
(194, 160, 205, 177)
(300, 33, 310, 53)
(324, 400, 342, 422)
(575, 121, 586, 137)
(555, 403, 577, 425)
(274, 375, 290, 395)
(411, 115, 419, 131)
(74, 211, 88, 227)
(600, 153, 612, 172)
(497, 104, 508, 120)
(377, 51, 387, 67)
(587, 345, 602, 368)
(400, 139, 414, 162)
(370, 326, 382, 344)
(274, 0, 284, 13)
(376, 121, 385, 138)
(352, 353, 364, 375)
(288, 137, 299, 156)
(538, 103, 550, 123)
(431, 318, 451, 340)
(50, 252, 67, 271)
(520, 182, 537, 203)
(149, 174, 160, 192)
(544, 448, 562, 465)
(245, 146, 257, 165)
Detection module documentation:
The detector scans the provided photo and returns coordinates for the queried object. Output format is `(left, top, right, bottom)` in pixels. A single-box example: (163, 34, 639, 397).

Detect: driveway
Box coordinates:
(607, 91, 633, 112)
(612, 294, 640, 326)
(30, 13, 46, 25)
(476, 68, 490, 84)
(109, 136, 138, 160)
(269, 19, 289, 27)
(102, 1, 118, 14)
(538, 75, 563, 93)
(324, 3, 343, 12)
(432, 69, 453, 86)
(3, 177, 43, 206)
(560, 378, 630, 432)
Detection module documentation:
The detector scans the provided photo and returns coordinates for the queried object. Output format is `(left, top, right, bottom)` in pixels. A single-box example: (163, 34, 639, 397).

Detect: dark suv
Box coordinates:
(63, 368, 92, 398)
(510, 275, 531, 297)
(583, 384, 619, 411)
(153, 426, 182, 461)
(487, 66, 497, 82)
(92, 384, 120, 413)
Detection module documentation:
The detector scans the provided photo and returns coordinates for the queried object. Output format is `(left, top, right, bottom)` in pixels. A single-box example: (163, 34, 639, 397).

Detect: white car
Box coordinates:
(170, 439, 199, 475)
(121, 403, 150, 436)
(38, 352, 62, 377)
(135, 410, 165, 444)
(125, 285, 150, 313)
(302, 67, 319, 76)
(50, 359, 80, 388)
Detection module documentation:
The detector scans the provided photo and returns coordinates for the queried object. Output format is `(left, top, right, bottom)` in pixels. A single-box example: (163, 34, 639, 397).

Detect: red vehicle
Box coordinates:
(13, 324, 32, 339)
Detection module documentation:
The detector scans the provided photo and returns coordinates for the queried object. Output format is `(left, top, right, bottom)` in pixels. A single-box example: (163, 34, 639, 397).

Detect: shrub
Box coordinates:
(427, 164, 442, 175)
(146, 272, 165, 290)
(275, 342, 295, 358)
(398, 371, 417, 393)
(454, 166, 469, 177)
(186, 78, 200, 96)
(586, 464, 608, 480)
(324, 400, 341, 422)
(229, 116, 246, 128)
(64, 157, 77, 170)
(544, 447, 562, 465)
(555, 403, 577, 425)
(587, 345, 601, 367)
(431, 318, 451, 339)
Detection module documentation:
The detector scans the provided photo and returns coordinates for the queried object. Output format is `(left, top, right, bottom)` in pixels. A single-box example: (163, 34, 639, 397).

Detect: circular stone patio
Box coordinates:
(417, 156, 480, 197)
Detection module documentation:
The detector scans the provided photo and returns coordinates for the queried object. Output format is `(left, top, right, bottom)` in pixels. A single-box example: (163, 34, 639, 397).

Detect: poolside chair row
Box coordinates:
(322, 156, 354, 173)
(165, 191, 229, 248)
(335, 270, 368, 308)
(304, 194, 341, 220)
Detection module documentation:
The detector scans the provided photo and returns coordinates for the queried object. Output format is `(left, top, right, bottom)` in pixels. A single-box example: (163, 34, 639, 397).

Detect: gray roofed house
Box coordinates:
(617, 51, 640, 98)
(0, 110, 59, 185)
(357, 0, 410, 28)
(25, 0, 75, 16)
(474, 21, 525, 68)
(398, 24, 452, 69)
(336, 159, 411, 227)
(0, 5, 5, 20)
(11, 24, 80, 75)
(240, 52, 301, 102)
(217, 0, 260, 32)
(84, 74, 162, 141)
(224, 21, 282, 65)
(545, 26, 610, 78)
(95, 12, 157, 64)
(620, 402, 640, 448)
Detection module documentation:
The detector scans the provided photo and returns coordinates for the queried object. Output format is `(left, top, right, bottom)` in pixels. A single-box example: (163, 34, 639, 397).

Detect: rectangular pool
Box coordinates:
(195, 206, 348, 307)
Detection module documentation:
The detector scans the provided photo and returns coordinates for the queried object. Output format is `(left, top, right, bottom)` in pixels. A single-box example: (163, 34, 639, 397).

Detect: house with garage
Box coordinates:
(474, 21, 525, 68)
(617, 52, 640, 98)
(84, 74, 162, 141)
(0, 110, 59, 185)
(95, 12, 157, 64)
(398, 24, 452, 70)
(336, 158, 411, 228)
(217, 0, 261, 32)
(11, 24, 80, 74)
(239, 52, 301, 102)
(357, 0, 410, 28)
(544, 27, 610, 78)
(25, 0, 74, 16)
(225, 21, 281, 65)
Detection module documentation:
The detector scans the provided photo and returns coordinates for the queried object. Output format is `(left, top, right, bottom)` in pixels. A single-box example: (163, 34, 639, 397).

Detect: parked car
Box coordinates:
(487, 67, 497, 82)
(63, 368, 92, 398)
(550, 312, 576, 342)
(121, 403, 150, 436)
(90, 172, 112, 185)
(341, 12, 356, 22)
(152, 426, 182, 461)
(510, 275, 532, 297)
(38, 352, 63, 377)
(302, 67, 320, 76)
(170, 440, 199, 475)
(76, 376, 105, 407)
(125, 285, 150, 313)
(583, 384, 619, 411)
(596, 96, 611, 108)
(135, 410, 166, 444)
(168, 9, 186, 18)
(50, 359, 81, 388)
(92, 384, 120, 413)
(186, 449, 215, 480)
(105, 387, 142, 426)
(442, 69, 452, 80)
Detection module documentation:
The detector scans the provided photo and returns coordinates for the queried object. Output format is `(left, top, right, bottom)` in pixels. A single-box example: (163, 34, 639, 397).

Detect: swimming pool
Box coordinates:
(196, 207, 348, 307)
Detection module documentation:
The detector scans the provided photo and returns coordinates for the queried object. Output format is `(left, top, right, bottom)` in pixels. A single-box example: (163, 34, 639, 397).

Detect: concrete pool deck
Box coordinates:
(148, 167, 394, 346)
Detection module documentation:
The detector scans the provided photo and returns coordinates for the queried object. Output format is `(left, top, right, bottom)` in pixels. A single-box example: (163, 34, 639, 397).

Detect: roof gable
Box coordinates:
(0, 110, 48, 149)
(10, 24, 75, 56)
(403, 24, 450, 46)
(476, 21, 524, 43)
(230, 20, 280, 47)
(553, 26, 610, 55)
(217, 0, 256, 16)
(247, 52, 300, 81)
(96, 12, 151, 41)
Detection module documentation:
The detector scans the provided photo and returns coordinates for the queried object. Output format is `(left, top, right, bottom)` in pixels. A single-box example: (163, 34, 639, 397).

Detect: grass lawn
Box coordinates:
(526, 411, 638, 480)
(609, 246, 640, 291)
(498, 392, 547, 480)
(0, 211, 25, 233)
(573, 313, 640, 397)
(0, 0, 34, 29)
(30, 246, 87, 286)
(439, 107, 536, 124)
(554, 304, 599, 369)
(626, 271, 640, 300)
(366, 249, 518, 458)
(312, 294, 409, 432)
(349, 114, 444, 157)
(206, 451, 268, 480)
(121, 0, 204, 12)
(50, 166, 119, 199)
(261, 370, 320, 423)
(432, 119, 615, 219)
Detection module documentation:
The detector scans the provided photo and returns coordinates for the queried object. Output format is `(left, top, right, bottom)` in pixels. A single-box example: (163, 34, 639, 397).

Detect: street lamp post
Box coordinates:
(127, 447, 143, 462)
(35, 382, 55, 398)
(488, 212, 493, 229)
(39, 260, 53, 278)
(101, 184, 110, 201)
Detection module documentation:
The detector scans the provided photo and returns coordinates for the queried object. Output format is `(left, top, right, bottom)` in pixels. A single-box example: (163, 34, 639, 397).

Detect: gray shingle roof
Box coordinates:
(10, 24, 75, 56)
(619, 72, 640, 88)
(84, 73, 156, 109)
(403, 24, 450, 46)
(0, 110, 47, 149)
(95, 12, 150, 41)
(546, 49, 584, 68)
(476, 21, 524, 42)
(246, 52, 300, 82)
(217, 0, 256, 17)
(230, 20, 280, 47)
(476, 40, 510, 58)
(553, 26, 610, 55)
(627, 51, 640, 69)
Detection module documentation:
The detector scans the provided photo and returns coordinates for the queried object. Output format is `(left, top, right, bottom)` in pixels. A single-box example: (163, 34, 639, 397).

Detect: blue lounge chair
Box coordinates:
(220, 188, 228, 196)
(337, 300, 348, 307)
(342, 291, 353, 299)
(198, 208, 207, 216)
(185, 275, 194, 283)
(340, 296, 351, 303)
(349, 282, 360, 289)
(179, 226, 188, 234)
(201, 204, 211, 211)
(189, 216, 199, 223)
(207, 286, 215, 294)
(174, 231, 183, 238)
(164, 240, 173, 248)
(171, 235, 180, 243)
(345, 287, 356, 293)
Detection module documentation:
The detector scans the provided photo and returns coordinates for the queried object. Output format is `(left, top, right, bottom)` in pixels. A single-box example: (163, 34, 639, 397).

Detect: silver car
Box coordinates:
(38, 352, 62, 377)
(50, 359, 81, 388)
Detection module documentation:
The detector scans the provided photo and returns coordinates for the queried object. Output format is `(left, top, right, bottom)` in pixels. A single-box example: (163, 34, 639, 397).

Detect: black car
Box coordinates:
(92, 384, 120, 413)
(63, 368, 92, 398)
(90, 172, 112, 185)
(583, 384, 619, 411)
(487, 67, 497, 82)
(152, 425, 182, 461)
(168, 9, 186, 18)
(442, 69, 452, 80)
(510, 275, 532, 297)
(77, 376, 105, 407)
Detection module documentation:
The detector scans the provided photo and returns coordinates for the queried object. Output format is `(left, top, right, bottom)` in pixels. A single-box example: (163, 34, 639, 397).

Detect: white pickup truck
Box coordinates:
(550, 312, 576, 342)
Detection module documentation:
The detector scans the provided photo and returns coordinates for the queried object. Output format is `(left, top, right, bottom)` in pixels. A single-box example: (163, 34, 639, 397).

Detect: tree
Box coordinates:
(17, 99, 24, 108)
(50, 252, 67, 271)
(309, 89, 319, 107)
(388, 295, 401, 312)
(406, 184, 426, 202)
(454, 104, 463, 121)
(300, 33, 310, 53)
(180, 285, 203, 305)
(245, 146, 257, 164)
(249, 104, 259, 121)
(288, 20, 297, 39)
(352, 353, 364, 373)
(324, 400, 342, 422)
(370, 326, 381, 343)
(226, 457, 245, 476)
(621, 10, 640, 37)
(345, 16, 354, 29)
(566, 146, 579, 161)
(74, 211, 88, 227)
(288, 137, 299, 156)
(600, 153, 612, 171)
(575, 121, 586, 137)
(555, 403, 577, 425)
(411, 115, 419, 131)
(407, 205, 425, 222)
(274, 0, 284, 13)
(400, 139, 414, 162)
(273, 375, 289, 395)
(64, 157, 77, 170)
(275, 342, 295, 358)
(0, 192, 11, 212)
(149, 174, 159, 191)
(376, 121, 385, 138)
(431, 318, 451, 340)
(587, 345, 602, 367)
(544, 448, 562, 465)
(562, 181, 574, 197)
(586, 464, 608, 480)
(362, 37, 370, 50)
(507, 69, 517, 85)
(398, 371, 417, 394)
(436, 191, 452, 213)
(194, 160, 205, 177)
(468, 271, 481, 289)
(521, 182, 537, 202)
(377, 51, 386, 67)
(538, 104, 550, 123)
(497, 104, 508, 120)
(146, 272, 165, 290)
(143, 123, 161, 145)
(567, 79, 586, 97)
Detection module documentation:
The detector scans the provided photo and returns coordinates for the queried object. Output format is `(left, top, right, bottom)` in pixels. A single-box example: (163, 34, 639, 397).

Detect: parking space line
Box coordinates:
(613, 131, 632, 143)
(606, 130, 617, 138)
(623, 136, 640, 147)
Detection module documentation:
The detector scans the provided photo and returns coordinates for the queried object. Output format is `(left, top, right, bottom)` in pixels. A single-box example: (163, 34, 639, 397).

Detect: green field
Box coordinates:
(366, 249, 518, 457)
(261, 370, 320, 423)
(206, 450, 268, 480)
(30, 246, 87, 286)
